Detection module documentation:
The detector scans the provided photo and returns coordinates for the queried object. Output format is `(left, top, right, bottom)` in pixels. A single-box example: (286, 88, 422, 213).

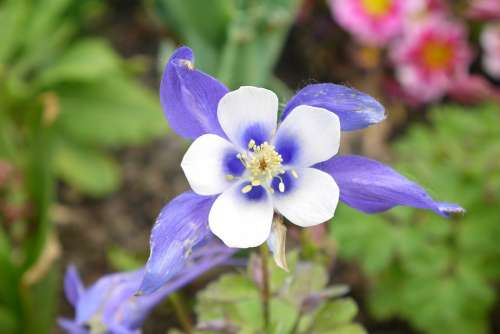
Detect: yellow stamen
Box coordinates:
(291, 170, 298, 178)
(237, 138, 300, 192)
(241, 184, 253, 194)
(180, 59, 194, 70)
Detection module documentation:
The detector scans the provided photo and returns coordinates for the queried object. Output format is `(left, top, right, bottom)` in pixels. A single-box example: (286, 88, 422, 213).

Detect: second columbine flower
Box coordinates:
(181, 86, 341, 248)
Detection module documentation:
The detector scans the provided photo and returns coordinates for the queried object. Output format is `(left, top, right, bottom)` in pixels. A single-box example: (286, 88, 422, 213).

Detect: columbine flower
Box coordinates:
(139, 46, 463, 294)
(329, 0, 410, 45)
(390, 15, 473, 103)
(180, 85, 344, 248)
(481, 23, 500, 79)
(59, 242, 233, 334)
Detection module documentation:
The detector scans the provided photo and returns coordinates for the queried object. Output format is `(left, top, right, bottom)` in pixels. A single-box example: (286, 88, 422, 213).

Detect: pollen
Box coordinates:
(180, 59, 195, 70)
(239, 140, 288, 194)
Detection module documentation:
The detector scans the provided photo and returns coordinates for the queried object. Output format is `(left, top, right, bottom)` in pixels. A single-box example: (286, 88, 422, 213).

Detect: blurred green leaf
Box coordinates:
(54, 140, 121, 196)
(56, 75, 165, 147)
(0, 306, 18, 334)
(313, 298, 359, 331)
(37, 39, 121, 85)
(332, 103, 500, 334)
(0, 0, 28, 63)
(108, 246, 144, 271)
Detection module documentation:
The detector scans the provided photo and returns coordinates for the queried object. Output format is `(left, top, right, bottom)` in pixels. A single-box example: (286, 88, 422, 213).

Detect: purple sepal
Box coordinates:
(283, 83, 385, 131)
(60, 243, 235, 334)
(75, 270, 143, 324)
(64, 265, 84, 307)
(161, 46, 228, 139)
(58, 319, 88, 334)
(315, 155, 464, 217)
(139, 191, 216, 294)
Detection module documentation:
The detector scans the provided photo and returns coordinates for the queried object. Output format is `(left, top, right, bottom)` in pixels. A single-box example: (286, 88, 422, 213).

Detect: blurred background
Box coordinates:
(0, 0, 499, 333)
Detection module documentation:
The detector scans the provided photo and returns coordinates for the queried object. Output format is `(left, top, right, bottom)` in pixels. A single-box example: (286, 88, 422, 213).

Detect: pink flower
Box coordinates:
(468, 0, 500, 21)
(448, 74, 498, 104)
(481, 23, 500, 79)
(390, 16, 473, 103)
(330, 0, 410, 45)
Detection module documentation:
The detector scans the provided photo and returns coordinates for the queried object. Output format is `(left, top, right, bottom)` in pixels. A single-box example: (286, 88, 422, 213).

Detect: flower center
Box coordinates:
(421, 40, 453, 70)
(361, 0, 393, 17)
(226, 139, 298, 194)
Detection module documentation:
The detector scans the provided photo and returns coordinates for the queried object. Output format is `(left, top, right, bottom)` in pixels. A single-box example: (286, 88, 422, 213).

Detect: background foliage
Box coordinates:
(0, 0, 163, 333)
(332, 103, 500, 334)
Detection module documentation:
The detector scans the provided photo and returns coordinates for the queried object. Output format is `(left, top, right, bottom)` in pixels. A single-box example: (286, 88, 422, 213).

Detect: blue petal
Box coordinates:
(315, 155, 464, 217)
(139, 191, 216, 294)
(283, 83, 385, 131)
(64, 265, 85, 307)
(125, 242, 235, 326)
(58, 318, 87, 334)
(160, 46, 228, 139)
(75, 272, 123, 324)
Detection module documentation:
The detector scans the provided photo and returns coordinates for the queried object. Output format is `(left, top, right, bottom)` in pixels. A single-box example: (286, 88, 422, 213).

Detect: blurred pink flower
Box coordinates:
(390, 16, 473, 103)
(481, 23, 500, 79)
(468, 0, 500, 21)
(448, 74, 499, 104)
(330, 0, 410, 45)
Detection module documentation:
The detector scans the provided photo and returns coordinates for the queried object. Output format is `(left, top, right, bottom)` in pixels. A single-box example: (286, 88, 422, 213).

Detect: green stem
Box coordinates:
(169, 293, 193, 334)
(290, 310, 303, 334)
(260, 244, 271, 332)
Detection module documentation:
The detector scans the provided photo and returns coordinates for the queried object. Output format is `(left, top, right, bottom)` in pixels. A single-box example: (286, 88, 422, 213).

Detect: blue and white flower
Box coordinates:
(181, 86, 342, 248)
(139, 46, 463, 294)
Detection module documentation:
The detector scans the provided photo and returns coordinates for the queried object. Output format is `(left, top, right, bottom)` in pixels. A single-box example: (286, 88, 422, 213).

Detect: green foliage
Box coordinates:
(331, 103, 500, 334)
(0, 0, 165, 333)
(154, 0, 299, 93)
(1, 0, 165, 196)
(189, 251, 366, 334)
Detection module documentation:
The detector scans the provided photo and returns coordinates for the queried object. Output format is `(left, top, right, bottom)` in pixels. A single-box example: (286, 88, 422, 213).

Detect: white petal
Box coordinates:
(273, 105, 341, 167)
(181, 134, 239, 195)
(217, 86, 278, 148)
(209, 183, 274, 248)
(273, 168, 339, 227)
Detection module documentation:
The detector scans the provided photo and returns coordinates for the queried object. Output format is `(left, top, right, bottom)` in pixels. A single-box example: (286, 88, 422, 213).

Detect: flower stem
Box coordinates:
(290, 310, 304, 334)
(260, 244, 271, 332)
(169, 293, 193, 334)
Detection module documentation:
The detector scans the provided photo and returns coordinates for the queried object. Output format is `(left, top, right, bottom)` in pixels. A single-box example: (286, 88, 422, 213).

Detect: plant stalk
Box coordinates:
(260, 244, 271, 332)
(169, 293, 193, 334)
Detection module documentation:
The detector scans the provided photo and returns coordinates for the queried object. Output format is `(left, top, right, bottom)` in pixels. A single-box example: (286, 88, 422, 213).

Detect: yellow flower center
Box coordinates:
(421, 40, 453, 69)
(361, 0, 393, 17)
(226, 139, 298, 194)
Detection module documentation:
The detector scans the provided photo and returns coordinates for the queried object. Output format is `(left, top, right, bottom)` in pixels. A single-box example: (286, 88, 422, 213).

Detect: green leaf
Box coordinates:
(0, 306, 18, 334)
(0, 0, 28, 63)
(314, 298, 359, 331)
(56, 74, 166, 146)
(107, 246, 144, 271)
(23, 0, 72, 49)
(331, 206, 396, 274)
(326, 324, 367, 334)
(54, 140, 121, 196)
(37, 39, 122, 85)
(197, 274, 258, 304)
(281, 262, 328, 308)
